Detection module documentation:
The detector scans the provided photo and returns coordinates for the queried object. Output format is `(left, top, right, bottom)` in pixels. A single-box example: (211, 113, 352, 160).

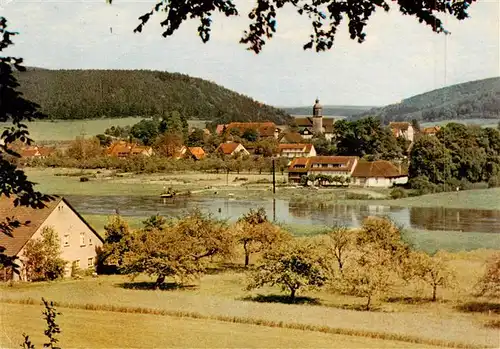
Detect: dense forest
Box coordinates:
(283, 105, 372, 117)
(355, 77, 500, 123)
(16, 68, 292, 125)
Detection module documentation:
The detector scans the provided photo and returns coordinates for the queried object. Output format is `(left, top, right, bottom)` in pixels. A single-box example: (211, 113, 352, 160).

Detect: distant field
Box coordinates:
(0, 118, 207, 142)
(421, 118, 499, 128)
(2, 303, 429, 349)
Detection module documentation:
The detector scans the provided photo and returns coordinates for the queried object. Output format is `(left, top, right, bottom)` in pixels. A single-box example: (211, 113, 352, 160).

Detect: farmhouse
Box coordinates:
(351, 160, 408, 188)
(389, 122, 415, 142)
(106, 141, 153, 158)
(216, 122, 280, 139)
(175, 146, 206, 160)
(278, 144, 316, 158)
(0, 197, 104, 281)
(288, 156, 359, 183)
(278, 131, 304, 143)
(19, 146, 54, 159)
(422, 125, 441, 136)
(294, 99, 336, 140)
(216, 142, 250, 156)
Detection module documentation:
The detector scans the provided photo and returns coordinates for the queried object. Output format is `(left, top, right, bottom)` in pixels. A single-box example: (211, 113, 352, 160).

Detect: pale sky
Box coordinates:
(2, 0, 500, 107)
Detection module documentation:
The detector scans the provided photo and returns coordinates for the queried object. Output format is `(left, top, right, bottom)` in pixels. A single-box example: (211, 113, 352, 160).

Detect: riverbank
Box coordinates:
(25, 168, 500, 210)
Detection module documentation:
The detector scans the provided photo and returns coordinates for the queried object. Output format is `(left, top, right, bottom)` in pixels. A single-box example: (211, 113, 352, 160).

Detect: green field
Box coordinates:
(0, 118, 207, 142)
(2, 303, 435, 349)
(1, 263, 498, 348)
(421, 119, 499, 129)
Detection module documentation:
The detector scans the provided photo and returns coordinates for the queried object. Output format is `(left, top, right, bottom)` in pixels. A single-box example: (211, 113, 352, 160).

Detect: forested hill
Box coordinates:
(283, 105, 374, 116)
(354, 77, 500, 123)
(16, 68, 292, 124)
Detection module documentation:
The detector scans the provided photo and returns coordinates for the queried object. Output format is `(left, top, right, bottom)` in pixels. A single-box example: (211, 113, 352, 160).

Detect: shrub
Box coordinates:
(408, 176, 438, 195)
(390, 187, 408, 199)
(488, 175, 500, 188)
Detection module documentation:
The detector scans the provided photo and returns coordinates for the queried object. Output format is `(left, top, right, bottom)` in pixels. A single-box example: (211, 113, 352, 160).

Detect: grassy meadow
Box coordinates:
(1, 250, 499, 348)
(0, 117, 208, 142)
(421, 119, 499, 129)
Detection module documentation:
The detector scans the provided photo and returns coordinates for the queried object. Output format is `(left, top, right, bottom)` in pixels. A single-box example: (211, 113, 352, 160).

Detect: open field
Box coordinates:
(25, 168, 500, 210)
(421, 119, 499, 129)
(0, 118, 207, 142)
(1, 252, 499, 348)
(1, 303, 436, 349)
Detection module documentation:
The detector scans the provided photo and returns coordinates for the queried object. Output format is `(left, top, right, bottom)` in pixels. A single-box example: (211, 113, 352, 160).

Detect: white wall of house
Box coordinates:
(352, 176, 408, 188)
(231, 144, 250, 156)
(15, 200, 103, 281)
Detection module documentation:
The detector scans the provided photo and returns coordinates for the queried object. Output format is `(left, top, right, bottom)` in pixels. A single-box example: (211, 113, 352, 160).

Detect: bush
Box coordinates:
(488, 175, 500, 188)
(390, 187, 408, 199)
(408, 176, 439, 195)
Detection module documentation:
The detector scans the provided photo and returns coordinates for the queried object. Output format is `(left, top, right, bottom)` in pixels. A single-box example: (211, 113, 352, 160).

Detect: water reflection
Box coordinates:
(66, 195, 500, 234)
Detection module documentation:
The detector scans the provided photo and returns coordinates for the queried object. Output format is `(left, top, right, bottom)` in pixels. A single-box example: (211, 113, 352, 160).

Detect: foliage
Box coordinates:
(324, 225, 353, 274)
(236, 208, 291, 266)
(357, 77, 500, 123)
(0, 17, 53, 269)
(390, 187, 408, 199)
(23, 227, 66, 282)
(475, 253, 500, 298)
(153, 132, 184, 157)
(15, 68, 291, 124)
(409, 136, 452, 184)
(66, 137, 103, 161)
(186, 128, 206, 147)
(100, 215, 133, 268)
(356, 216, 409, 257)
(247, 239, 328, 299)
(122, 210, 234, 287)
(21, 298, 62, 349)
(408, 251, 456, 301)
(130, 0, 475, 53)
(241, 128, 259, 142)
(312, 135, 336, 156)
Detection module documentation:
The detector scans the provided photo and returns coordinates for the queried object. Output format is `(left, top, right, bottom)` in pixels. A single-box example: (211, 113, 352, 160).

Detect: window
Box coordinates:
(63, 234, 70, 247)
(88, 237, 93, 246)
(80, 232, 86, 247)
(87, 257, 94, 267)
(73, 260, 80, 268)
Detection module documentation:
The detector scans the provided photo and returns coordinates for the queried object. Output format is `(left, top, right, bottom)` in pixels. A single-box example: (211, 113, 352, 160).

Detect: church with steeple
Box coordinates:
(294, 98, 335, 140)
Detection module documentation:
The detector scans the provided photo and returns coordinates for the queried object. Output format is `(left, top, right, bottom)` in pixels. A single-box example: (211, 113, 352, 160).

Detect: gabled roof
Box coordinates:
(422, 126, 441, 134)
(351, 160, 406, 178)
(278, 132, 304, 143)
(278, 143, 313, 152)
(217, 122, 278, 137)
(217, 142, 244, 155)
(107, 141, 151, 157)
(188, 147, 205, 160)
(295, 117, 335, 133)
(389, 122, 411, 131)
(0, 196, 103, 257)
(288, 156, 358, 173)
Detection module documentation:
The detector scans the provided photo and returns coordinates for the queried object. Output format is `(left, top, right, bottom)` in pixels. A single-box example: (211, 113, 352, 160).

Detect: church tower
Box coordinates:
(312, 98, 323, 135)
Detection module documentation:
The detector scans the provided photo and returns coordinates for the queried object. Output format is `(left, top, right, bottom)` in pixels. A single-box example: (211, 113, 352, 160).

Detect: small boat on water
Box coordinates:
(160, 192, 175, 198)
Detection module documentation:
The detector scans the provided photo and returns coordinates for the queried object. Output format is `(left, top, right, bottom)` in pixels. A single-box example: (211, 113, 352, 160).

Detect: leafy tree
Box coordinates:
(123, 210, 233, 288)
(324, 225, 353, 274)
(476, 253, 500, 298)
(129, 0, 475, 53)
(23, 227, 66, 282)
(130, 118, 161, 145)
(142, 214, 169, 231)
(409, 135, 452, 184)
(236, 208, 291, 266)
(242, 128, 259, 142)
(312, 135, 336, 156)
(0, 17, 53, 269)
(21, 298, 62, 349)
(66, 137, 103, 161)
(410, 251, 456, 301)
(154, 132, 184, 157)
(247, 239, 327, 300)
(187, 128, 206, 147)
(100, 215, 133, 268)
(253, 138, 278, 157)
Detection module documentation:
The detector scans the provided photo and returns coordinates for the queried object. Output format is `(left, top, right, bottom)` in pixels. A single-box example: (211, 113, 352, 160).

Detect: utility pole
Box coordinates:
(272, 158, 276, 194)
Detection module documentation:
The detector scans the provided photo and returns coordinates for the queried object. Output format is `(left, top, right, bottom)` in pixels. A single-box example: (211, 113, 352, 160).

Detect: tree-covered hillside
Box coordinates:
(283, 105, 373, 117)
(355, 77, 500, 123)
(16, 68, 292, 124)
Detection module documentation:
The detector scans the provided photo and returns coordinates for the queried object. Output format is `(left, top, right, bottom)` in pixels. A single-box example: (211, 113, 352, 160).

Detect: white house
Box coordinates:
(389, 122, 415, 142)
(0, 197, 104, 281)
(351, 160, 408, 188)
(287, 156, 359, 183)
(278, 144, 316, 158)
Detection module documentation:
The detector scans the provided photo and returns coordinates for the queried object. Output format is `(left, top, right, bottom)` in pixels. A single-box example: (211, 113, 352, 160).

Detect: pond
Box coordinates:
(66, 195, 500, 234)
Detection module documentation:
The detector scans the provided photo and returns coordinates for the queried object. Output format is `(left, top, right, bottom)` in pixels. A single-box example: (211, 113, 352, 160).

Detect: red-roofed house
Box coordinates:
(389, 122, 415, 142)
(216, 122, 280, 139)
(351, 160, 408, 187)
(0, 197, 104, 281)
(175, 146, 206, 160)
(19, 146, 55, 159)
(287, 156, 359, 183)
(216, 142, 250, 156)
(106, 141, 153, 158)
(278, 144, 316, 158)
(421, 126, 441, 136)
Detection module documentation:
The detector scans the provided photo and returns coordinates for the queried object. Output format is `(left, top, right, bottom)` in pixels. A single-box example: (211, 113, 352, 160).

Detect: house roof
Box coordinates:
(278, 132, 304, 143)
(188, 147, 205, 160)
(217, 142, 243, 155)
(107, 141, 151, 157)
(288, 156, 358, 173)
(0, 196, 103, 257)
(295, 117, 335, 133)
(19, 148, 39, 158)
(278, 143, 313, 152)
(217, 122, 278, 137)
(351, 160, 407, 178)
(422, 126, 441, 134)
(389, 122, 411, 131)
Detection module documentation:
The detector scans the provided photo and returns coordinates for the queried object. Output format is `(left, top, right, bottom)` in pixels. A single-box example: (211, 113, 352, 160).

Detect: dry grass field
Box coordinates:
(1, 250, 499, 348)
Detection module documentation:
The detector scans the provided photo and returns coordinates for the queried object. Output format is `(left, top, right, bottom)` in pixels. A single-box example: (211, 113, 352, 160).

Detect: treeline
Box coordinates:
(284, 105, 372, 117)
(409, 123, 500, 192)
(356, 77, 500, 123)
(16, 68, 292, 125)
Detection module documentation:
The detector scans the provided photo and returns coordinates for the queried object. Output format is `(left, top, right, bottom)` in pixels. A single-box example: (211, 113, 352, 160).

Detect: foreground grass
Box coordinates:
(2, 303, 439, 349)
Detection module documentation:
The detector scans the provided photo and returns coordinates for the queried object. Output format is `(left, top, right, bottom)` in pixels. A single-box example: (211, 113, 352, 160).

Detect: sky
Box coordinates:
(2, 0, 499, 107)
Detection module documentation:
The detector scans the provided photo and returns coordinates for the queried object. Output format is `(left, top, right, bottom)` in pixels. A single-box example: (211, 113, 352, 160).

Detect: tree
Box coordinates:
(236, 208, 290, 266)
(409, 135, 452, 184)
(0, 17, 53, 270)
(122, 210, 234, 288)
(100, 215, 133, 268)
(128, 0, 475, 54)
(187, 128, 206, 147)
(247, 239, 327, 300)
(142, 214, 169, 231)
(312, 135, 336, 156)
(130, 118, 161, 145)
(154, 132, 184, 157)
(410, 251, 456, 301)
(476, 253, 500, 298)
(66, 137, 103, 161)
(21, 298, 62, 349)
(23, 227, 66, 282)
(324, 225, 353, 274)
